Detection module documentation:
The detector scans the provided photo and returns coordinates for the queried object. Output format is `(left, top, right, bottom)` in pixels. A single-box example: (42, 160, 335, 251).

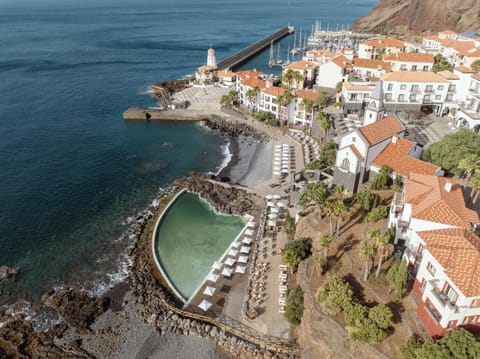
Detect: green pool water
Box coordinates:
(154, 191, 246, 300)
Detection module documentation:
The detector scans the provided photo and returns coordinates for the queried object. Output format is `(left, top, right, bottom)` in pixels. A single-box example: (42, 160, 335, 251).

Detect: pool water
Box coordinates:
(154, 191, 246, 300)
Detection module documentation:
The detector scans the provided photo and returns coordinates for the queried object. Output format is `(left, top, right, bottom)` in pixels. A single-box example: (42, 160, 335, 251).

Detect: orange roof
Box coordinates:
(353, 58, 389, 70)
(358, 115, 404, 145)
(437, 70, 460, 80)
(240, 77, 266, 89)
(417, 228, 480, 297)
(383, 52, 435, 63)
(286, 60, 318, 71)
(455, 66, 475, 73)
(296, 89, 318, 103)
(361, 38, 405, 49)
(473, 73, 480, 81)
(332, 55, 352, 69)
(372, 138, 439, 177)
(237, 69, 264, 80)
(198, 65, 214, 72)
(381, 71, 449, 83)
(343, 82, 376, 92)
(216, 69, 236, 78)
(350, 144, 363, 158)
(263, 86, 285, 97)
(404, 173, 480, 228)
(439, 30, 458, 36)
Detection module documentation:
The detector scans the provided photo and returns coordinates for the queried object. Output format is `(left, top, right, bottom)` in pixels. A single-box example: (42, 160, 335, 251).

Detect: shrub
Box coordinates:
(282, 237, 312, 269)
(284, 285, 304, 324)
(364, 205, 388, 223)
(316, 275, 354, 315)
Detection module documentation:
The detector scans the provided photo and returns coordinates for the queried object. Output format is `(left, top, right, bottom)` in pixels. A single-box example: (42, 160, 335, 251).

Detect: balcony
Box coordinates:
(431, 287, 459, 313)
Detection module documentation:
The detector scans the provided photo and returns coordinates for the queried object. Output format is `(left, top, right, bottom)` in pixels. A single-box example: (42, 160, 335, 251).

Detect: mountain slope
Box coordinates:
(352, 0, 480, 34)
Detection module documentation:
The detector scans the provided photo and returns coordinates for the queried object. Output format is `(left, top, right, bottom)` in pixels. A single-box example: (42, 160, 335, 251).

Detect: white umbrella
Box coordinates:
(247, 221, 256, 228)
(222, 267, 232, 277)
(274, 166, 281, 171)
(240, 246, 250, 254)
(228, 249, 238, 257)
(212, 261, 222, 270)
(235, 265, 246, 274)
(198, 299, 212, 311)
(207, 272, 219, 282)
(232, 241, 241, 248)
(242, 236, 253, 244)
(273, 171, 281, 176)
(271, 207, 279, 213)
(272, 195, 281, 199)
(266, 201, 276, 207)
(238, 255, 248, 263)
(267, 220, 277, 226)
(244, 229, 254, 236)
(277, 202, 286, 208)
(275, 145, 282, 148)
(203, 286, 216, 296)
(268, 213, 278, 219)
(265, 194, 274, 200)
(225, 257, 236, 266)
(281, 169, 289, 173)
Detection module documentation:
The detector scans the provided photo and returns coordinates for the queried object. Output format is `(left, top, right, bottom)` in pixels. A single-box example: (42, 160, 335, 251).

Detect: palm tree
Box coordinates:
(470, 172, 480, 204)
(359, 239, 376, 281)
(277, 90, 294, 124)
(245, 86, 260, 111)
(375, 233, 394, 279)
(301, 98, 314, 113)
(317, 112, 329, 143)
(283, 69, 303, 90)
(320, 233, 333, 259)
(459, 154, 480, 187)
(220, 90, 238, 108)
(333, 201, 348, 236)
(324, 197, 336, 235)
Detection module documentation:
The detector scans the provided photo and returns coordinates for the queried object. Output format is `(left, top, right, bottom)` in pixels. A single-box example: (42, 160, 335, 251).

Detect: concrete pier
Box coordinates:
(217, 26, 293, 71)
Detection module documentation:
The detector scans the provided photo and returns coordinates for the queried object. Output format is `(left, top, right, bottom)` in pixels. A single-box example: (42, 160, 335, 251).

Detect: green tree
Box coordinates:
(335, 81, 343, 94)
(332, 200, 349, 236)
(432, 53, 453, 72)
(301, 98, 314, 114)
(355, 189, 378, 211)
(282, 69, 303, 89)
(320, 233, 333, 259)
(284, 285, 304, 324)
(317, 111, 330, 143)
(344, 303, 394, 344)
(374, 231, 394, 279)
(375, 48, 386, 60)
(316, 91, 331, 108)
(386, 260, 408, 298)
(459, 153, 480, 186)
(298, 181, 329, 209)
(470, 171, 480, 204)
(371, 165, 392, 190)
(472, 59, 480, 73)
(423, 129, 480, 176)
(284, 211, 296, 238)
(316, 275, 354, 315)
(359, 239, 376, 281)
(282, 237, 312, 270)
(245, 86, 260, 110)
(364, 205, 388, 223)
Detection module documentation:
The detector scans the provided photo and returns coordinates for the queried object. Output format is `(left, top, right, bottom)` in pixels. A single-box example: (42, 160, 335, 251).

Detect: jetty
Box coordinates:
(217, 26, 294, 71)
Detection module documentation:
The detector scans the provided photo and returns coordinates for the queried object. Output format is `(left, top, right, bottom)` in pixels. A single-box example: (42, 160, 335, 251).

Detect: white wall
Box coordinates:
(317, 61, 344, 89)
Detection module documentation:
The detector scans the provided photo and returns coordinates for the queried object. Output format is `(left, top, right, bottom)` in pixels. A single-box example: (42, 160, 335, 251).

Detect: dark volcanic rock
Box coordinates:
(0, 265, 19, 280)
(44, 287, 110, 332)
(202, 116, 270, 143)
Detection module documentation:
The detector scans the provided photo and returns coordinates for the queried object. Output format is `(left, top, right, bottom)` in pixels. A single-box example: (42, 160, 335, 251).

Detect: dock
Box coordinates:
(217, 26, 294, 71)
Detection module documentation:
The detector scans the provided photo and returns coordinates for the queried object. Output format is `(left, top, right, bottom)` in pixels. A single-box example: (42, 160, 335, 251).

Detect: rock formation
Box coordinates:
(352, 0, 480, 35)
(0, 265, 19, 280)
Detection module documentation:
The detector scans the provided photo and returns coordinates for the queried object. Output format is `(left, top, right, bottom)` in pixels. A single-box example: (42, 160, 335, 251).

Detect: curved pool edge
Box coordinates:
(152, 188, 188, 303)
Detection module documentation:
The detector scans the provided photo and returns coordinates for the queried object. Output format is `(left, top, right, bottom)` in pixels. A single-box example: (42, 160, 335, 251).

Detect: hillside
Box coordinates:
(352, 0, 480, 35)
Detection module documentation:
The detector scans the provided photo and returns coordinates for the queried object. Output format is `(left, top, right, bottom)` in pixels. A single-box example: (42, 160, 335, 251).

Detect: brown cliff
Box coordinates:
(352, 0, 480, 35)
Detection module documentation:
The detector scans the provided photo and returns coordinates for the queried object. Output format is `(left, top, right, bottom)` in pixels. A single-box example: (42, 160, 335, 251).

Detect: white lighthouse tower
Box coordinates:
(207, 47, 217, 70)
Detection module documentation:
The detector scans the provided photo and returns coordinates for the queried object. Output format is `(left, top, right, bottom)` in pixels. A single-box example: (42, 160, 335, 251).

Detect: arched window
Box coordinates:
(341, 158, 350, 171)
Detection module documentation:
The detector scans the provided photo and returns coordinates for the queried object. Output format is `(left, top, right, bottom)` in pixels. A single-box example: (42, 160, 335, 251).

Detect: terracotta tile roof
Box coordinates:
(353, 58, 389, 70)
(343, 82, 376, 92)
(466, 48, 480, 57)
(439, 30, 458, 36)
(372, 138, 439, 177)
(473, 73, 480, 81)
(404, 173, 480, 228)
(198, 65, 214, 72)
(455, 66, 475, 73)
(358, 115, 404, 145)
(361, 38, 405, 49)
(437, 70, 460, 80)
(237, 69, 264, 80)
(240, 77, 266, 89)
(332, 55, 352, 69)
(296, 89, 318, 103)
(350, 144, 363, 158)
(263, 86, 285, 97)
(286, 60, 318, 70)
(417, 228, 480, 297)
(383, 52, 435, 63)
(216, 69, 236, 77)
(381, 71, 449, 83)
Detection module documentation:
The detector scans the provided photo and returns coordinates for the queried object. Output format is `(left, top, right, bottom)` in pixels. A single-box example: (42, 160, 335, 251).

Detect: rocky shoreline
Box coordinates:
(0, 175, 296, 358)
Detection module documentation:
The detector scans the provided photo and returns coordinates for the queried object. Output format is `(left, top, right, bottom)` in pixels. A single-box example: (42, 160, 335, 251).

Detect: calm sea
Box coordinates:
(0, 0, 376, 305)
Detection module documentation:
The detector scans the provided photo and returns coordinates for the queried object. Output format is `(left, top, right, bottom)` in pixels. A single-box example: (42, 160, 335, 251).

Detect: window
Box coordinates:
(385, 93, 392, 101)
(420, 278, 427, 293)
(410, 94, 417, 102)
(400, 84, 406, 90)
(447, 320, 456, 329)
(387, 84, 393, 91)
(448, 84, 456, 92)
(411, 65, 418, 71)
(444, 283, 458, 305)
(423, 65, 429, 71)
(398, 94, 405, 102)
(411, 85, 419, 92)
(427, 262, 436, 275)
(471, 299, 480, 308)
(435, 95, 441, 100)
(423, 95, 431, 102)
(438, 85, 444, 91)
(341, 158, 350, 171)
(271, 105, 276, 112)
(425, 85, 433, 93)
(352, 136, 356, 143)
(400, 65, 407, 71)
(446, 94, 453, 102)
(265, 104, 270, 110)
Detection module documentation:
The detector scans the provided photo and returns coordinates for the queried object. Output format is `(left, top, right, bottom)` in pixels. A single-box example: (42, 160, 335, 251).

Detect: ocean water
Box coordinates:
(0, 0, 376, 306)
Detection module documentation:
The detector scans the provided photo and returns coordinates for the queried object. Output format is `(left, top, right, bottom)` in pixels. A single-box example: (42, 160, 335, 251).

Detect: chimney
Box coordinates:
(266, 76, 273, 88)
(391, 136, 398, 144)
(445, 181, 453, 192)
